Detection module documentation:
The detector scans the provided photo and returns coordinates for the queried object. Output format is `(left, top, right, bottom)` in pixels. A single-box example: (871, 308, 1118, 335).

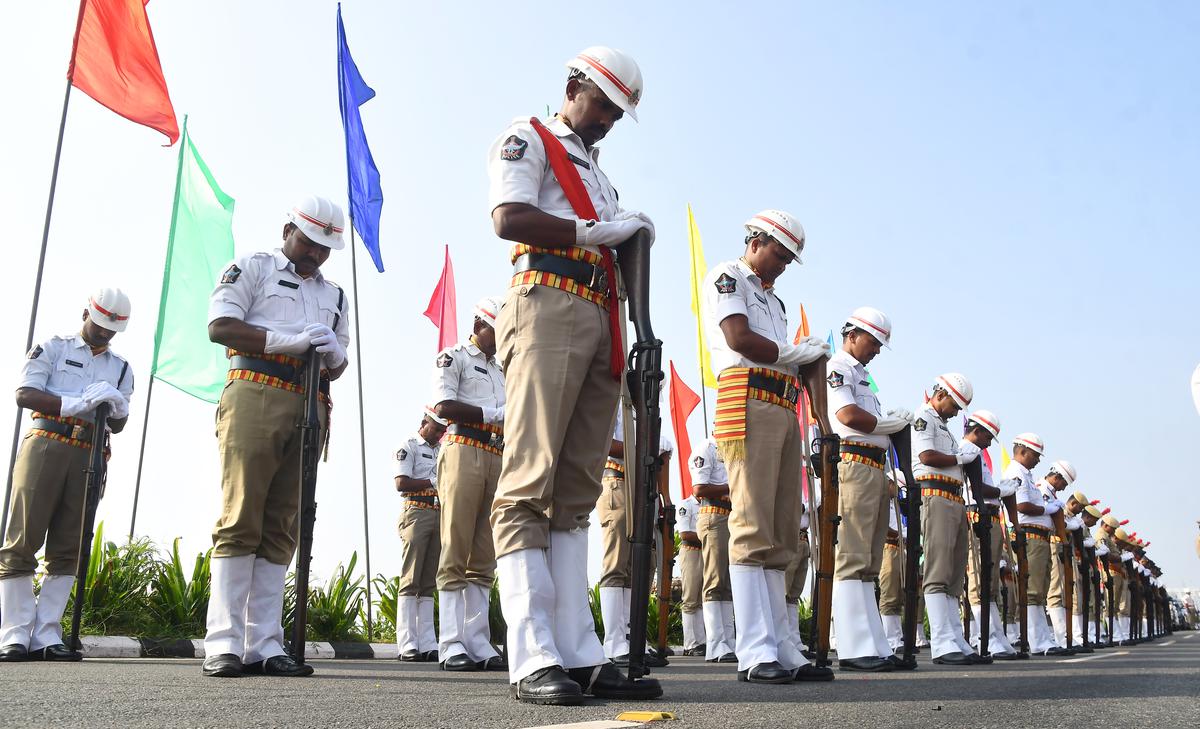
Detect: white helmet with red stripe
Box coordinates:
(745, 209, 806, 262)
(844, 307, 892, 348)
(287, 195, 345, 250)
(933, 372, 973, 409)
(1048, 459, 1077, 485)
(87, 287, 131, 333)
(473, 296, 503, 329)
(566, 46, 643, 121)
(1012, 432, 1045, 455)
(966, 409, 1001, 439)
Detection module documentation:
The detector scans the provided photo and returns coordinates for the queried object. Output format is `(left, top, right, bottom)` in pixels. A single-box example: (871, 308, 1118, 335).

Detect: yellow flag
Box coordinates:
(687, 204, 717, 388)
(1000, 444, 1011, 472)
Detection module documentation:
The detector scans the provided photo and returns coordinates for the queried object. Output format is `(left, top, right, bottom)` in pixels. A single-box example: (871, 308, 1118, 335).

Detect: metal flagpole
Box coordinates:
(347, 228, 374, 639)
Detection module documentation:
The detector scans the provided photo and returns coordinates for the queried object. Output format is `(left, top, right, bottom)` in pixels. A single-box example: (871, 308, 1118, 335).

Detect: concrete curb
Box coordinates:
(79, 636, 407, 660)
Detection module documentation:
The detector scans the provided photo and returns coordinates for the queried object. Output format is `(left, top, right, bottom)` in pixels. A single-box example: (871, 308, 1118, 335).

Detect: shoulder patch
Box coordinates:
(827, 371, 845, 388)
(500, 135, 528, 161)
(914, 418, 927, 432)
(714, 273, 737, 294)
(221, 264, 242, 284)
(397, 449, 408, 461)
(692, 455, 705, 469)
(436, 353, 453, 368)
(678, 506, 687, 517)
(27, 345, 42, 360)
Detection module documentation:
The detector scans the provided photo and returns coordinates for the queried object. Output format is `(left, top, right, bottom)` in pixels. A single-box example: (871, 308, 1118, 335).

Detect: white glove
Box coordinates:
(1065, 515, 1083, 530)
(1094, 543, 1109, 557)
(82, 382, 111, 403)
(886, 407, 914, 424)
(1042, 498, 1061, 515)
(577, 217, 647, 247)
(955, 441, 982, 465)
(481, 405, 504, 424)
(872, 415, 911, 435)
(305, 323, 347, 369)
(59, 395, 88, 418)
(614, 209, 656, 242)
(776, 337, 831, 366)
(1120, 550, 1133, 562)
(265, 330, 311, 356)
(83, 382, 129, 419)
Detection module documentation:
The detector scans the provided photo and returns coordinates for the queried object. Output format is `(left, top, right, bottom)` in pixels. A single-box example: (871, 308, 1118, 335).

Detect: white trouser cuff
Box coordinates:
(881, 614, 904, 650)
(244, 558, 288, 664)
(703, 601, 732, 657)
(599, 586, 629, 658)
(925, 592, 959, 658)
(547, 530, 604, 670)
(464, 583, 499, 661)
(31, 574, 75, 650)
(987, 603, 1015, 654)
(203, 555, 255, 657)
(0, 575, 37, 648)
(764, 569, 804, 670)
(497, 548, 560, 681)
(832, 580, 877, 660)
(396, 596, 420, 653)
(730, 564, 775, 671)
(418, 596, 438, 653)
(438, 588, 469, 660)
(860, 581, 894, 658)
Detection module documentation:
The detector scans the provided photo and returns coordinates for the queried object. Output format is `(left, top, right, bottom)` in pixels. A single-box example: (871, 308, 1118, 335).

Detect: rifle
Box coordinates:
(963, 457, 992, 656)
(889, 427, 920, 666)
(1129, 573, 1141, 641)
(1050, 510, 1074, 649)
(1091, 550, 1102, 646)
(1106, 564, 1115, 646)
(290, 348, 323, 665)
(798, 359, 839, 669)
(67, 402, 111, 653)
(1003, 494, 1030, 656)
(617, 229, 665, 682)
(656, 459, 674, 657)
(1074, 529, 1091, 649)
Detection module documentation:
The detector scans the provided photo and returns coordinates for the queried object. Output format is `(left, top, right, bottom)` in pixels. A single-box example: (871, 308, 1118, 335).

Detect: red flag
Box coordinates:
(423, 245, 457, 351)
(668, 362, 701, 499)
(793, 320, 812, 500)
(69, 0, 179, 145)
(981, 448, 994, 475)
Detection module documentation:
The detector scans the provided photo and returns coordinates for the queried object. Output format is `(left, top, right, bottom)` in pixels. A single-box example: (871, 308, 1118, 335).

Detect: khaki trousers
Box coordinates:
(596, 475, 630, 587)
(1070, 553, 1089, 616)
(1048, 542, 1066, 608)
(1002, 577, 1018, 624)
(726, 400, 802, 570)
(679, 545, 703, 613)
(398, 505, 440, 597)
(436, 441, 501, 592)
(786, 536, 810, 602)
(834, 460, 889, 581)
(698, 510, 732, 601)
(1106, 570, 1125, 618)
(966, 516, 1003, 606)
(211, 380, 327, 566)
(921, 493, 969, 596)
(491, 285, 619, 556)
(1116, 573, 1131, 617)
(878, 542, 903, 615)
(0, 434, 91, 578)
(1024, 536, 1051, 606)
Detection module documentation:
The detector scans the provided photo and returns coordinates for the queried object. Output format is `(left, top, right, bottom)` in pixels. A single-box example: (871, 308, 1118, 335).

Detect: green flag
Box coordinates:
(150, 118, 235, 402)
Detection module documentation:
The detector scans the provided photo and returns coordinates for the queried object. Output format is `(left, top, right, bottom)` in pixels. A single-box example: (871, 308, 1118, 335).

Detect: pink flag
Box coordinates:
(668, 362, 701, 499)
(423, 245, 457, 351)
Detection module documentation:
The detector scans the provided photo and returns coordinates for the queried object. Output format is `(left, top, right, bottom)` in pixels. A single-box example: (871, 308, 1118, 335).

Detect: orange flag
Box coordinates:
(69, 0, 179, 144)
(423, 245, 457, 352)
(668, 361, 701, 499)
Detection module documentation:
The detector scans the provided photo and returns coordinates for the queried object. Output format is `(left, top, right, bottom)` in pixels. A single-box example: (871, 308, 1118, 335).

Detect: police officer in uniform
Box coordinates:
(911, 373, 985, 666)
(825, 307, 912, 672)
(395, 410, 447, 662)
(785, 504, 812, 657)
(1042, 461, 1078, 650)
(0, 289, 133, 662)
(430, 298, 506, 672)
(878, 471, 905, 652)
(675, 488, 705, 656)
(202, 196, 350, 678)
(689, 436, 736, 662)
(487, 46, 659, 704)
(702, 209, 833, 684)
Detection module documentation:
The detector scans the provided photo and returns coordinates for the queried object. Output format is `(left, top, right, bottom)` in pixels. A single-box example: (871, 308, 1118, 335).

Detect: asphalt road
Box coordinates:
(2, 634, 1198, 729)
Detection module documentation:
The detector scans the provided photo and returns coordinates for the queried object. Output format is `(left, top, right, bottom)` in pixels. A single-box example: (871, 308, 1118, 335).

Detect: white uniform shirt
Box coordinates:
(209, 249, 350, 348)
(676, 496, 699, 534)
(19, 334, 134, 418)
(487, 115, 622, 257)
(826, 349, 887, 448)
(1011, 464, 1052, 529)
(910, 403, 963, 481)
(688, 438, 729, 488)
(430, 338, 504, 411)
(395, 433, 440, 490)
(702, 259, 790, 377)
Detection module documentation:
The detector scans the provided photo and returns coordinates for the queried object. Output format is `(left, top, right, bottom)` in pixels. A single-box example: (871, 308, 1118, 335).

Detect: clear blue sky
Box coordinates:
(3, 1, 1198, 590)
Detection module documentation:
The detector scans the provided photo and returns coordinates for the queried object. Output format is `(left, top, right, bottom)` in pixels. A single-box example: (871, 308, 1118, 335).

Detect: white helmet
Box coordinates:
(744, 209, 806, 262)
(1012, 432, 1045, 455)
(287, 195, 346, 250)
(1049, 459, 1077, 485)
(87, 287, 131, 333)
(566, 46, 643, 121)
(423, 406, 448, 427)
(473, 296, 503, 329)
(933, 372, 973, 409)
(966, 409, 1001, 439)
(844, 307, 892, 348)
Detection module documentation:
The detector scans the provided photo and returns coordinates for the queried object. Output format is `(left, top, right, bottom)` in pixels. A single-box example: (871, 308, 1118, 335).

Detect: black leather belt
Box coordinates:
(747, 373, 799, 405)
(1020, 525, 1050, 534)
(681, 538, 702, 549)
(840, 443, 887, 462)
(230, 355, 330, 396)
(916, 478, 962, 497)
(967, 504, 1000, 518)
(603, 468, 624, 480)
(448, 424, 503, 451)
(407, 495, 438, 506)
(701, 498, 732, 509)
(32, 418, 92, 440)
(513, 252, 607, 293)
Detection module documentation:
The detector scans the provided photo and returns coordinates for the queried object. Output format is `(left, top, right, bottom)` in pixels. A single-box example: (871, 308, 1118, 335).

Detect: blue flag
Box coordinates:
(337, 5, 384, 272)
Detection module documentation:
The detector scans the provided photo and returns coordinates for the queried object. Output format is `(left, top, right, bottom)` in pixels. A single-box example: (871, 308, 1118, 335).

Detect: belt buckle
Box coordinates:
(71, 424, 85, 440)
(588, 264, 608, 293)
(490, 433, 504, 450)
(784, 382, 799, 403)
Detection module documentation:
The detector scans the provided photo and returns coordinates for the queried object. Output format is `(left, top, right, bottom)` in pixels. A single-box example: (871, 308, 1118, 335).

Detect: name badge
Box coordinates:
(473, 366, 488, 374)
(65, 359, 83, 368)
(277, 280, 300, 289)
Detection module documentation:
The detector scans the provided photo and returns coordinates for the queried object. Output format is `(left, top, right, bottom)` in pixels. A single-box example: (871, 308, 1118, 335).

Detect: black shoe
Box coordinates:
(398, 649, 420, 662)
(419, 649, 439, 662)
(683, 646, 706, 657)
(441, 653, 479, 672)
(889, 655, 918, 671)
(707, 651, 738, 664)
(801, 649, 816, 660)
(1013, 651, 1030, 660)
(0, 644, 28, 662)
(737, 661, 793, 684)
(838, 656, 894, 672)
(511, 665, 583, 705)
(644, 649, 669, 668)
(1041, 646, 1070, 657)
(34, 643, 82, 662)
(660, 645, 676, 656)
(968, 653, 993, 665)
(989, 651, 1019, 661)
(569, 663, 663, 700)
(201, 653, 243, 677)
(932, 651, 972, 665)
(612, 653, 630, 668)
(477, 655, 507, 671)
(794, 663, 835, 682)
(244, 655, 314, 677)
(1074, 645, 1094, 654)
